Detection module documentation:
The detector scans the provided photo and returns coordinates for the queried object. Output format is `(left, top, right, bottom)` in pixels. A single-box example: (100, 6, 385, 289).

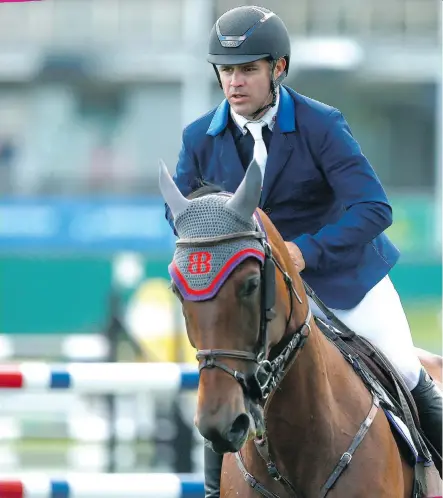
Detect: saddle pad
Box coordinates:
(385, 412, 443, 498)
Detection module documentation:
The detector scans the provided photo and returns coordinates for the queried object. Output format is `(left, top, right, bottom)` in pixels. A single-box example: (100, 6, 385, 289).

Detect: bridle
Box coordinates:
(175, 225, 312, 402)
(176, 221, 383, 498)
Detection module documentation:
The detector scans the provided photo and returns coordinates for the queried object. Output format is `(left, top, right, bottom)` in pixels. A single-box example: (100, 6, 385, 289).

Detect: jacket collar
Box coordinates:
(206, 85, 296, 136)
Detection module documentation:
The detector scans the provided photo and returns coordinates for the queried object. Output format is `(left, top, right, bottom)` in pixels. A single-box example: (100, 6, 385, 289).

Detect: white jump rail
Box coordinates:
(0, 363, 199, 394)
(0, 472, 204, 497)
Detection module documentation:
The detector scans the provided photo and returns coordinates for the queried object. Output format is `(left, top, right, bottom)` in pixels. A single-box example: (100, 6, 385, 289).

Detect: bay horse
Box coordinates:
(159, 159, 442, 498)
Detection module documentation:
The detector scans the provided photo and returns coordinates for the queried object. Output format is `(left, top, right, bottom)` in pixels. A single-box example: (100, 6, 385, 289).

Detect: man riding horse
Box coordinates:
(164, 6, 442, 497)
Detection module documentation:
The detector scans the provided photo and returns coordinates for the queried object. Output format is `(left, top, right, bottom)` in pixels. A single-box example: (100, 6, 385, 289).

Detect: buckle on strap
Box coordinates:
(235, 451, 281, 498)
(338, 452, 352, 469)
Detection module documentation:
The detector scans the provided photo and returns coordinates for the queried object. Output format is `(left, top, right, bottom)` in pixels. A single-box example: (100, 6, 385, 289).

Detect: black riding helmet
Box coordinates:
(208, 6, 291, 116)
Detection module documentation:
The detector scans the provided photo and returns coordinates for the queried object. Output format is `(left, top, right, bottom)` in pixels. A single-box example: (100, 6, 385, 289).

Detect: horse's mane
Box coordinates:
(187, 181, 224, 200)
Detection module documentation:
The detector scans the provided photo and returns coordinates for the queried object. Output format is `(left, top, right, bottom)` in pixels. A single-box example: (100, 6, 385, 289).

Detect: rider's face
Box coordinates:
(218, 58, 286, 120)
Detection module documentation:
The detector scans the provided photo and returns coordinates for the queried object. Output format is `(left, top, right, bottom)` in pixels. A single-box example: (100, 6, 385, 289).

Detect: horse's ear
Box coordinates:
(158, 159, 190, 219)
(226, 159, 262, 219)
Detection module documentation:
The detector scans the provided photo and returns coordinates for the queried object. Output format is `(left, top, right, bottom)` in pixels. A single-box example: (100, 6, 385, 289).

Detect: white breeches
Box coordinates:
(309, 275, 422, 390)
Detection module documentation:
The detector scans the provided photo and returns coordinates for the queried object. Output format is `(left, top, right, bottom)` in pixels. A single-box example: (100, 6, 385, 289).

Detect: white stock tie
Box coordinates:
(245, 121, 268, 183)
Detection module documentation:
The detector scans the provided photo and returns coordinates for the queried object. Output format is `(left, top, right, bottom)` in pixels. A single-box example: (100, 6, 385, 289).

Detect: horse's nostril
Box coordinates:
(226, 413, 250, 443)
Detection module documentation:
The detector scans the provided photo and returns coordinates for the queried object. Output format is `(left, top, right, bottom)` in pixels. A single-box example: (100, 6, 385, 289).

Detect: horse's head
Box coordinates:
(160, 160, 310, 453)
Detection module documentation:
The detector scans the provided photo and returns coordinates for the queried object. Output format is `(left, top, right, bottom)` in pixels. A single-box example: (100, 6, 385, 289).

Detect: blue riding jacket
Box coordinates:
(164, 85, 400, 309)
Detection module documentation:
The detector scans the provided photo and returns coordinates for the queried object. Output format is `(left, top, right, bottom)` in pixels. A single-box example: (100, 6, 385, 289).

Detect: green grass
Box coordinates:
(405, 300, 442, 354)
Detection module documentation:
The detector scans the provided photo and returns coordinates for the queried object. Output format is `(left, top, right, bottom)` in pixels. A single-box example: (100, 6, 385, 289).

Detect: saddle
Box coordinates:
(304, 282, 442, 497)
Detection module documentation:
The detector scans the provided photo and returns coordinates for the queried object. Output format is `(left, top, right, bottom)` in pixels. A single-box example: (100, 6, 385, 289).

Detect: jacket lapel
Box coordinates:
(260, 122, 294, 208)
(207, 99, 245, 193)
(259, 86, 296, 208)
(218, 130, 245, 193)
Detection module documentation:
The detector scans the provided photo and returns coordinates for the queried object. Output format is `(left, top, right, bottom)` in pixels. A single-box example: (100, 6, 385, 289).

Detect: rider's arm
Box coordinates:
(293, 109, 393, 271)
(164, 128, 201, 233)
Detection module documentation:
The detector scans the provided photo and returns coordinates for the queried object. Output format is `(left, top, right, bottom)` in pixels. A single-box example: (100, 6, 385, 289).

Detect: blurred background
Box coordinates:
(0, 0, 441, 483)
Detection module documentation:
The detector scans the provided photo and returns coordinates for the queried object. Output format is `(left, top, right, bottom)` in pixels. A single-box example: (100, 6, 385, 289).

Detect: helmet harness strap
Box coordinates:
(250, 59, 277, 119)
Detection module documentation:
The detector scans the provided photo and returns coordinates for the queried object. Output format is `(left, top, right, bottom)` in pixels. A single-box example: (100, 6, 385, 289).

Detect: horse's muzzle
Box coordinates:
(198, 412, 250, 453)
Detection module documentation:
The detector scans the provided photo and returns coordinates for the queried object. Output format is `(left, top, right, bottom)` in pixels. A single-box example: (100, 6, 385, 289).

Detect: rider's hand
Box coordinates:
(284, 241, 306, 272)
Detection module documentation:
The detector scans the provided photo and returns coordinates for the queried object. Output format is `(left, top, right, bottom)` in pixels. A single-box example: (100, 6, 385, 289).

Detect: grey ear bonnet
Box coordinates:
(169, 193, 266, 301)
(159, 159, 266, 300)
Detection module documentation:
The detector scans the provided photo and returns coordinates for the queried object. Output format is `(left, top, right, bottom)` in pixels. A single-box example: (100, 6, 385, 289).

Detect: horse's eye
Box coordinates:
(242, 276, 260, 297)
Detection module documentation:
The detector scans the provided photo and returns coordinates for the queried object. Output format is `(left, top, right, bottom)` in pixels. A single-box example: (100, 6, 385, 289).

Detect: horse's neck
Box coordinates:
(261, 233, 373, 490)
(265, 322, 372, 491)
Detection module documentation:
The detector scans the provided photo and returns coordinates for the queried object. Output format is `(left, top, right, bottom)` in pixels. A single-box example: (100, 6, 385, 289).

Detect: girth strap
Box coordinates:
(320, 394, 380, 496)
